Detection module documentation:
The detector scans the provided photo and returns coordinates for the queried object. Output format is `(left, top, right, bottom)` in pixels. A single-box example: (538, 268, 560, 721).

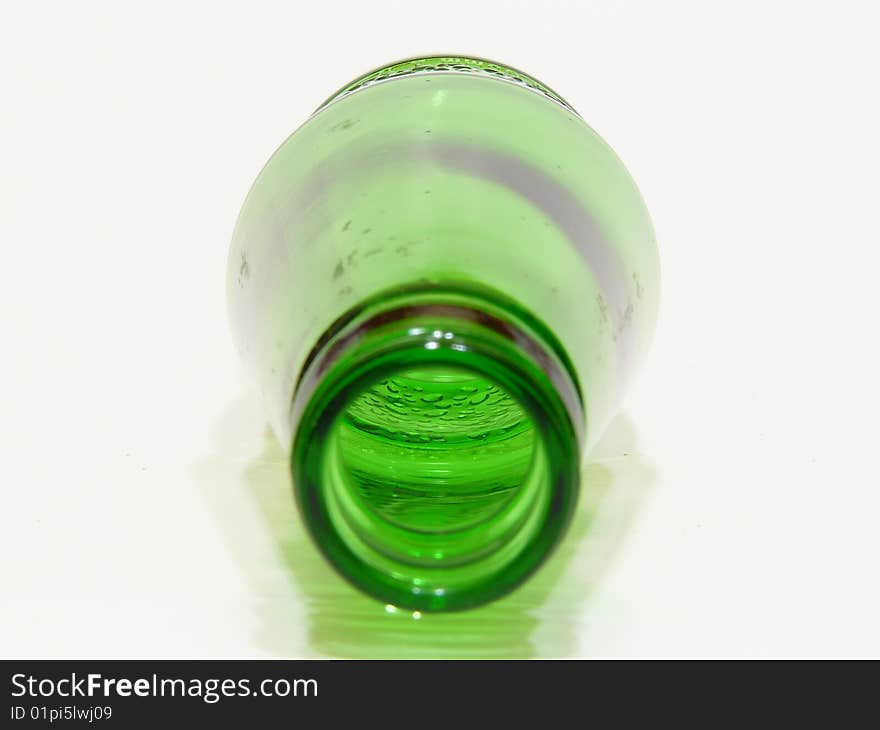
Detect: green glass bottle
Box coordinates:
(228, 56, 659, 612)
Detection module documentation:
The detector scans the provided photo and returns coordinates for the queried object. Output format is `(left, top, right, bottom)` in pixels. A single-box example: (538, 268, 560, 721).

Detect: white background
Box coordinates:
(2, 1, 878, 658)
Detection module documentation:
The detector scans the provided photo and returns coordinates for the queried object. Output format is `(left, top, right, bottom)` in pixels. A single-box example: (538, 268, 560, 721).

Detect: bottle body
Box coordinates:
(228, 57, 659, 611)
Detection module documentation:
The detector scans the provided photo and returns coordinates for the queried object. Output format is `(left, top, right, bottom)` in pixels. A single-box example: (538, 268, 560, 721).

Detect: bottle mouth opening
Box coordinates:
(290, 291, 582, 611)
(336, 364, 539, 537)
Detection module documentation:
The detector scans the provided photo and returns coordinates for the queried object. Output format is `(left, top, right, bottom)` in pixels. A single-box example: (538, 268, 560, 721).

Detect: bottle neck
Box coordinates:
(289, 285, 582, 611)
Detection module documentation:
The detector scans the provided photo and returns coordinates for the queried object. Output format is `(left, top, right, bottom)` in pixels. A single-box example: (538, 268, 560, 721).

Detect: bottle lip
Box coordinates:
(289, 287, 583, 611)
(291, 288, 584, 441)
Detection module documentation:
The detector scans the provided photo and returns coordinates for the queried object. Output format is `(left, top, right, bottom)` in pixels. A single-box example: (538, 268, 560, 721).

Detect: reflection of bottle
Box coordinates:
(228, 56, 659, 611)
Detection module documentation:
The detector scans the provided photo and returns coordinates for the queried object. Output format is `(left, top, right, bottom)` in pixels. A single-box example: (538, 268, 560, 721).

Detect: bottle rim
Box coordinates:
(290, 287, 582, 611)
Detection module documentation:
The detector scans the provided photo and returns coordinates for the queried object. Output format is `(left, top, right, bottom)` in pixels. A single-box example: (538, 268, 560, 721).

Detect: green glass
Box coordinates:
(228, 56, 659, 611)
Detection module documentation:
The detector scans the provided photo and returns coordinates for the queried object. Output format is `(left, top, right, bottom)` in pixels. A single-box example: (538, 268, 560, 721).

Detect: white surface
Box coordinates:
(2, 1, 879, 658)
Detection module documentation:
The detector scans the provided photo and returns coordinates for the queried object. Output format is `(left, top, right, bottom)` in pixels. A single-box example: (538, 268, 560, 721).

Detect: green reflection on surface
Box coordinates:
(197, 397, 654, 658)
